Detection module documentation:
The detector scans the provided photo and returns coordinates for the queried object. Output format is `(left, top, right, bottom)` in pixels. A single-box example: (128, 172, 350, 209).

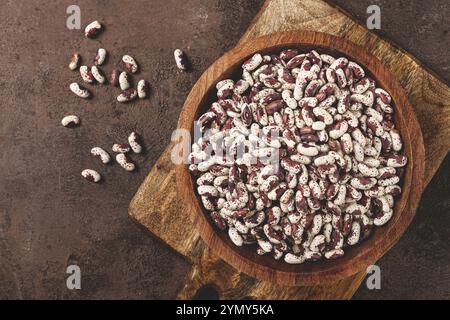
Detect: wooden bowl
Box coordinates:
(176, 31, 425, 286)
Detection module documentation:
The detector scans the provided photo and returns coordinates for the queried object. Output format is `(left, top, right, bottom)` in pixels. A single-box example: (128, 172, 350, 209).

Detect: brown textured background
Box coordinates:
(0, 0, 448, 299)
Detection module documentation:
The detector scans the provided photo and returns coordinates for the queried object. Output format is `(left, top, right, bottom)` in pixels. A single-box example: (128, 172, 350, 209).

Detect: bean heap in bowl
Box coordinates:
(188, 49, 407, 264)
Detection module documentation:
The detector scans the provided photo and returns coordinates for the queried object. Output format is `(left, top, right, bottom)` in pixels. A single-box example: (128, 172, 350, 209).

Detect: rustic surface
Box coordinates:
(326, 0, 450, 84)
(131, 0, 448, 299)
(0, 0, 263, 299)
(0, 0, 449, 299)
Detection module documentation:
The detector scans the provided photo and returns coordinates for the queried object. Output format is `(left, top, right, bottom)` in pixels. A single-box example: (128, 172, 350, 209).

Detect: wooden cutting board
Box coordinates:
(129, 0, 450, 299)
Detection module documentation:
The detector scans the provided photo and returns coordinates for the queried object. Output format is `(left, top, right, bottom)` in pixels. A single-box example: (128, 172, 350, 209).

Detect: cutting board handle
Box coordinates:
(177, 250, 252, 300)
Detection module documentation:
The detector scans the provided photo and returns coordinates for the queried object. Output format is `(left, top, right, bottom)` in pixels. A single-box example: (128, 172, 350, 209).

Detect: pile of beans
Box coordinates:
(188, 49, 407, 264)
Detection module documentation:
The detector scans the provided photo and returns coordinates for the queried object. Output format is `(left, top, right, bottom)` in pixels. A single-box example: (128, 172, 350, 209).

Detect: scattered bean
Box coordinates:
(79, 66, 95, 83)
(69, 53, 80, 70)
(91, 66, 105, 84)
(61, 115, 80, 127)
(112, 143, 131, 153)
(84, 20, 102, 38)
(128, 132, 142, 153)
(174, 49, 187, 70)
(81, 169, 101, 182)
(90, 147, 111, 164)
(94, 48, 107, 66)
(116, 153, 135, 171)
(137, 80, 150, 99)
(119, 71, 130, 90)
(121, 54, 138, 73)
(110, 69, 120, 87)
(69, 83, 90, 98)
(117, 88, 137, 102)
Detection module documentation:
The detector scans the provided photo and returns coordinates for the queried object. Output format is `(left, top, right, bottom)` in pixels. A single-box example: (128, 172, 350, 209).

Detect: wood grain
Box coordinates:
(129, 0, 449, 299)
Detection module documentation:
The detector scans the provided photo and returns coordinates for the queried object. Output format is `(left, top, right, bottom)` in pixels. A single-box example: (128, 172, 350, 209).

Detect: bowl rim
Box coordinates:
(175, 31, 425, 286)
